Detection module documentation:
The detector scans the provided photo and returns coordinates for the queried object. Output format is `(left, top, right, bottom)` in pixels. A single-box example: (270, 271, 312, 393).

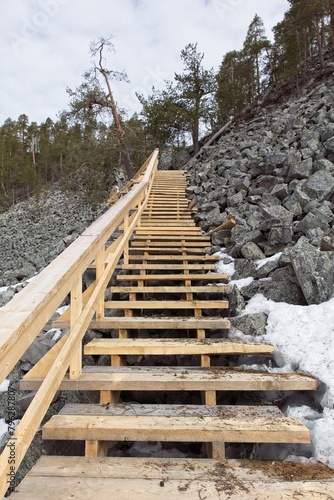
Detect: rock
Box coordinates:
(269, 183, 289, 201)
(303, 171, 334, 202)
(255, 260, 279, 279)
(230, 229, 264, 257)
(240, 242, 266, 260)
(296, 211, 330, 234)
(20, 335, 54, 366)
(289, 237, 334, 304)
(240, 265, 305, 305)
(229, 285, 245, 316)
(233, 259, 257, 280)
(231, 313, 268, 336)
(324, 136, 334, 155)
(321, 230, 334, 251)
(268, 224, 294, 246)
(259, 205, 293, 230)
(288, 158, 313, 180)
(227, 191, 245, 207)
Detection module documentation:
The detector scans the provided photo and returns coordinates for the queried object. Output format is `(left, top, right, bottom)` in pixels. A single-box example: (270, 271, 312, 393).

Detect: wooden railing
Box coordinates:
(0, 149, 159, 496)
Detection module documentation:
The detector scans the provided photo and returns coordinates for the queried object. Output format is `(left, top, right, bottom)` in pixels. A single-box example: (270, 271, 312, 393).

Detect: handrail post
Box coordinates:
(96, 246, 106, 321)
(123, 213, 130, 265)
(69, 277, 83, 379)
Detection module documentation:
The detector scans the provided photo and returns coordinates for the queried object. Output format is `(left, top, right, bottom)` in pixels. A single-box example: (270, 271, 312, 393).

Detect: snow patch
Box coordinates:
(255, 252, 282, 269)
(0, 379, 10, 392)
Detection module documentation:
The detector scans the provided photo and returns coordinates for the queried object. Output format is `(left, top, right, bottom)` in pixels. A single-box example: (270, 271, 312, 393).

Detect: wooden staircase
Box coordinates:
(7, 169, 334, 498)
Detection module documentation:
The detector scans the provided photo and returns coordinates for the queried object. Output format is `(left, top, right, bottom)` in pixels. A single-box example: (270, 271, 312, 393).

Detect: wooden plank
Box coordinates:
(110, 285, 231, 293)
(117, 273, 228, 281)
(130, 241, 209, 247)
(42, 414, 310, 444)
(128, 255, 219, 261)
(135, 227, 200, 232)
(84, 338, 264, 356)
(21, 366, 318, 393)
(104, 300, 229, 309)
(118, 264, 216, 270)
(129, 248, 207, 254)
(132, 235, 211, 241)
(135, 230, 202, 236)
(54, 316, 231, 330)
(59, 403, 283, 418)
(9, 457, 334, 500)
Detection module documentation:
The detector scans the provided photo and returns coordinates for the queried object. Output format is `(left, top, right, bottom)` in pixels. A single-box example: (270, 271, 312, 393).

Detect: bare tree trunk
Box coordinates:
(315, 18, 325, 69)
(96, 41, 132, 179)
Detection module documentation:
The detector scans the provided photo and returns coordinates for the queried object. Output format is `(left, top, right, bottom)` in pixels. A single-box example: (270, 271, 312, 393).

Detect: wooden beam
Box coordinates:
(84, 338, 269, 356)
(104, 300, 228, 309)
(21, 365, 319, 393)
(42, 414, 310, 444)
(54, 316, 231, 330)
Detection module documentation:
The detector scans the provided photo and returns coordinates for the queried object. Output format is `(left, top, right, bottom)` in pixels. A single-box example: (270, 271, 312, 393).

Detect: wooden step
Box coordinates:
(10, 456, 334, 500)
(127, 255, 219, 261)
(42, 413, 310, 445)
(117, 273, 228, 281)
(21, 366, 318, 392)
(129, 247, 207, 254)
(54, 316, 231, 330)
(104, 300, 228, 309)
(135, 231, 202, 236)
(84, 338, 271, 356)
(117, 264, 216, 270)
(110, 285, 231, 294)
(130, 241, 209, 247)
(132, 234, 211, 240)
(58, 403, 283, 418)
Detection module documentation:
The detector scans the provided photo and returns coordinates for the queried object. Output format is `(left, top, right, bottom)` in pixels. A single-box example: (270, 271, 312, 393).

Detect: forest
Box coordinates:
(0, 0, 333, 211)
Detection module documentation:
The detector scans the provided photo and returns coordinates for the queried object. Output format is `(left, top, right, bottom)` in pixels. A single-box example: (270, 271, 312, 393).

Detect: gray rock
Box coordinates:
(233, 259, 257, 280)
(303, 171, 334, 202)
(269, 184, 289, 201)
(319, 123, 334, 142)
(305, 228, 325, 246)
(227, 191, 245, 207)
(324, 136, 334, 155)
(296, 211, 330, 234)
(240, 265, 305, 305)
(231, 313, 268, 337)
(288, 158, 313, 180)
(320, 230, 334, 251)
(241, 242, 266, 260)
(230, 229, 264, 257)
(20, 335, 54, 366)
(282, 196, 303, 217)
(229, 285, 245, 317)
(259, 205, 293, 230)
(255, 260, 279, 279)
(289, 237, 334, 304)
(268, 225, 294, 246)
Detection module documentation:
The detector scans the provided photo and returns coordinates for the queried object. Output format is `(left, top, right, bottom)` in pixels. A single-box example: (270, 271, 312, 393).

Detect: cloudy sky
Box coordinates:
(0, 0, 289, 125)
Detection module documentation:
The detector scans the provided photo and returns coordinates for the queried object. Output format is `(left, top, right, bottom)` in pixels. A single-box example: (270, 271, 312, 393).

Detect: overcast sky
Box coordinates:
(0, 0, 289, 125)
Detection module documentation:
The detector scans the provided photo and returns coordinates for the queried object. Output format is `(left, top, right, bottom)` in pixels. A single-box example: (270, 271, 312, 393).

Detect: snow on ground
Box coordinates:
(0, 419, 7, 441)
(214, 249, 334, 467)
(229, 293, 334, 468)
(0, 380, 9, 392)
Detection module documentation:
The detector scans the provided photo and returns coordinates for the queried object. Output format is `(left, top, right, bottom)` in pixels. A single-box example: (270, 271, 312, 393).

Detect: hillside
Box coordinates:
(184, 67, 334, 465)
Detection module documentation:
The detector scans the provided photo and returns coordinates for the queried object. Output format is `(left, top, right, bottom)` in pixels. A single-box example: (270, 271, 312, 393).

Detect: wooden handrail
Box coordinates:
(0, 148, 159, 497)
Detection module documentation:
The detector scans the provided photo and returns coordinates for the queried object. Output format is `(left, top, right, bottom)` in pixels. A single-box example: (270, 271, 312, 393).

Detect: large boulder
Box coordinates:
(289, 237, 334, 304)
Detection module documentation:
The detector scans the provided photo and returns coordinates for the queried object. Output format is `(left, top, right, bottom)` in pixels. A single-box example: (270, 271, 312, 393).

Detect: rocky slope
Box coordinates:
(0, 190, 105, 292)
(186, 70, 334, 311)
